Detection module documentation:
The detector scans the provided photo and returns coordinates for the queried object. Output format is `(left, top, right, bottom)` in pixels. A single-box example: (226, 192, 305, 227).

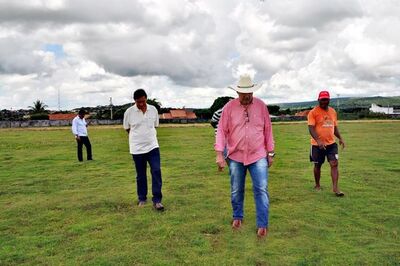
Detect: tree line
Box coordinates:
(2, 97, 397, 121)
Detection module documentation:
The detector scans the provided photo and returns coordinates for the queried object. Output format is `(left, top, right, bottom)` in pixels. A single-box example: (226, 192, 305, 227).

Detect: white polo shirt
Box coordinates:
(123, 104, 159, 155)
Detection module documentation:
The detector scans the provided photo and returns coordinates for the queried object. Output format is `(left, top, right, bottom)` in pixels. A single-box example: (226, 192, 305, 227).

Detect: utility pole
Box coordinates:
(109, 97, 113, 120)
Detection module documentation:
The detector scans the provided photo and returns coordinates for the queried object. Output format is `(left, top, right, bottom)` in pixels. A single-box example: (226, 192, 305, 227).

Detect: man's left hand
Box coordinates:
(339, 138, 346, 150)
(267, 156, 274, 168)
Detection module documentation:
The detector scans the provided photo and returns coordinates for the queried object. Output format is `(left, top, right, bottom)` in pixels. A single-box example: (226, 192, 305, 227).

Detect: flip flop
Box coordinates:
(335, 192, 345, 197)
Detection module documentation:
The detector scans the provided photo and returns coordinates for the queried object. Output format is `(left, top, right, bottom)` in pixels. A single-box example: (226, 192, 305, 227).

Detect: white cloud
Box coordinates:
(0, 0, 399, 110)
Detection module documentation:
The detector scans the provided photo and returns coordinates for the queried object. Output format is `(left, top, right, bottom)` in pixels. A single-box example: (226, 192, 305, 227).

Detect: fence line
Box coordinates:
(0, 119, 123, 128)
(0, 119, 213, 128)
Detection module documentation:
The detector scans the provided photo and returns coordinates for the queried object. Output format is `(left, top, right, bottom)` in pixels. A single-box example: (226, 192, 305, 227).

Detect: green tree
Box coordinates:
(147, 98, 162, 113)
(210, 96, 234, 115)
(267, 105, 280, 115)
(280, 108, 292, 115)
(28, 100, 48, 114)
(193, 109, 212, 119)
(30, 113, 49, 120)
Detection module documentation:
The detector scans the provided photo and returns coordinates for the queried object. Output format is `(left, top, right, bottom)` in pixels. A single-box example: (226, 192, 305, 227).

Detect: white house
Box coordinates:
(369, 103, 400, 115)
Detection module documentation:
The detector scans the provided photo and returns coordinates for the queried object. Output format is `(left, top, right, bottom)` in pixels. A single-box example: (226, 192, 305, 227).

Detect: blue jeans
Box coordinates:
(228, 157, 269, 228)
(132, 148, 163, 203)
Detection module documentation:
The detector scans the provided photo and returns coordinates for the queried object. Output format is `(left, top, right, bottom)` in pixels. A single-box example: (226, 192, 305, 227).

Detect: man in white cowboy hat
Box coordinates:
(214, 74, 275, 238)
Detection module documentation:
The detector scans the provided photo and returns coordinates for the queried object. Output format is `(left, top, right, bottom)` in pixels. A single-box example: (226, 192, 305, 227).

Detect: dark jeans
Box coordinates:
(77, 136, 92, 161)
(132, 148, 163, 203)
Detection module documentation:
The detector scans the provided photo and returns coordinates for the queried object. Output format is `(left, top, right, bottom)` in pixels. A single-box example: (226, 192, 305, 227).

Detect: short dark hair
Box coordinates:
(134, 89, 147, 100)
(78, 109, 86, 115)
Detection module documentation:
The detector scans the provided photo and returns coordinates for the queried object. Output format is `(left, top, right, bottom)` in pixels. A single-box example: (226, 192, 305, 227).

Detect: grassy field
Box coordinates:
(0, 122, 399, 265)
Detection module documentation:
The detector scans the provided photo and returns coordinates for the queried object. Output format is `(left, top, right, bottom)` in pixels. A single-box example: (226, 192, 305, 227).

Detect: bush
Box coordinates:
(267, 105, 280, 115)
(30, 113, 49, 120)
(194, 109, 212, 119)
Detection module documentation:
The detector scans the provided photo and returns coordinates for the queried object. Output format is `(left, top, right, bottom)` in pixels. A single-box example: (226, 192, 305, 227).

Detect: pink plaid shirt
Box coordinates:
(214, 97, 274, 166)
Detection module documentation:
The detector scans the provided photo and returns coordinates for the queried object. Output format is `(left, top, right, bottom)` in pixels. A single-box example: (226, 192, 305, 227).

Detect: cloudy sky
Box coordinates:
(1, 0, 399, 110)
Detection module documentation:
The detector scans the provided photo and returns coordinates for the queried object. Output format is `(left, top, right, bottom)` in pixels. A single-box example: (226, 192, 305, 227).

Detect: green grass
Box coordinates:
(0, 122, 399, 265)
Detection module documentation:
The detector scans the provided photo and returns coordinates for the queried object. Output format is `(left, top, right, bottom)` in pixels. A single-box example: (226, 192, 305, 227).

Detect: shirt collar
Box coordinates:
(236, 98, 254, 109)
(133, 104, 148, 113)
(133, 104, 140, 112)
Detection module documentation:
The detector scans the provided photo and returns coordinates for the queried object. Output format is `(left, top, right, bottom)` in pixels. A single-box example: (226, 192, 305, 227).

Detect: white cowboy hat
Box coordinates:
(228, 74, 262, 93)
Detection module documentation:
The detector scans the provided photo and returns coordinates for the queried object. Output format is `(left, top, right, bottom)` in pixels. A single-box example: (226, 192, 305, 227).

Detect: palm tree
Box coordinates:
(147, 98, 162, 113)
(28, 100, 48, 114)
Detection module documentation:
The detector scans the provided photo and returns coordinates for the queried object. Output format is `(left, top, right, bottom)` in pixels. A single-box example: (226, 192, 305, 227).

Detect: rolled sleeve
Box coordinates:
(214, 107, 228, 152)
(264, 107, 275, 151)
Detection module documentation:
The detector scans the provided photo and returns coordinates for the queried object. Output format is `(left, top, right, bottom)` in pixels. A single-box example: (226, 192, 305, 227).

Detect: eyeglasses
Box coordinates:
(244, 109, 249, 123)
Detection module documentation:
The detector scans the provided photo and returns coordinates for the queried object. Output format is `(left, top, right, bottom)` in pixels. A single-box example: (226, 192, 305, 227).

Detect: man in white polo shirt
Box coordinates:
(123, 89, 164, 211)
(71, 109, 92, 162)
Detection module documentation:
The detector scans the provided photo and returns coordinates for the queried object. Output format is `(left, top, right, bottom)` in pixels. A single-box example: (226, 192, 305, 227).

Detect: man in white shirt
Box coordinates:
(71, 109, 92, 162)
(123, 89, 164, 211)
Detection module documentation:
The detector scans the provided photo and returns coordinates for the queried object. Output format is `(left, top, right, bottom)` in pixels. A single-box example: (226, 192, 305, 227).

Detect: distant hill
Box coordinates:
(276, 96, 400, 110)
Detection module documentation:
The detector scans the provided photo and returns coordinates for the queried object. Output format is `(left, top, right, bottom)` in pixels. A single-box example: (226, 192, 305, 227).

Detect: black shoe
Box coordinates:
(335, 191, 345, 197)
(153, 202, 164, 211)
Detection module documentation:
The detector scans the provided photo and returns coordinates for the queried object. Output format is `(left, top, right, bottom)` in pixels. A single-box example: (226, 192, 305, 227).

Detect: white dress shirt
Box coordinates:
(123, 104, 159, 155)
(72, 116, 88, 136)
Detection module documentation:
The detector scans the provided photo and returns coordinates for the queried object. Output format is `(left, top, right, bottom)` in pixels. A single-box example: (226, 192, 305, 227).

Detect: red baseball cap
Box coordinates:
(318, 91, 330, 100)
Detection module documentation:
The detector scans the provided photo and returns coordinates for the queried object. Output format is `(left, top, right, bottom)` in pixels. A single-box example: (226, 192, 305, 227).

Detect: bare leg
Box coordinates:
(329, 160, 339, 193)
(313, 164, 322, 190)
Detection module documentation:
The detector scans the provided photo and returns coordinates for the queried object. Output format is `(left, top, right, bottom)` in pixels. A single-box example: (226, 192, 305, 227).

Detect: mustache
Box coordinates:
(243, 97, 252, 101)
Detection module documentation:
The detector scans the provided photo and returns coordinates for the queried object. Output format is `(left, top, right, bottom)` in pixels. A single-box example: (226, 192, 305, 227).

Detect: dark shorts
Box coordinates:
(310, 143, 338, 165)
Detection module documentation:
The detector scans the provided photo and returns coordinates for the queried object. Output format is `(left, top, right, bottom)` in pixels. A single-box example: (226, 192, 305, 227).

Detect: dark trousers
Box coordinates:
(77, 136, 92, 161)
(132, 148, 163, 203)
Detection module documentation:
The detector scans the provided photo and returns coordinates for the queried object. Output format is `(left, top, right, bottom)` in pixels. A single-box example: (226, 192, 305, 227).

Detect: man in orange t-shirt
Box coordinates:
(308, 91, 346, 196)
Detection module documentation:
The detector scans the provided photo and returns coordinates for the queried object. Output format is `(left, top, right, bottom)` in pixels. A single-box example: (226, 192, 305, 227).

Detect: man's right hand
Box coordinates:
(217, 160, 226, 171)
(75, 135, 80, 141)
(216, 152, 226, 171)
(317, 140, 326, 150)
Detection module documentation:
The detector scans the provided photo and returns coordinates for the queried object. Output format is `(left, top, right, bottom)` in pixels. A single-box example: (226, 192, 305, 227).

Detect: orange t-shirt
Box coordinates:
(307, 106, 338, 146)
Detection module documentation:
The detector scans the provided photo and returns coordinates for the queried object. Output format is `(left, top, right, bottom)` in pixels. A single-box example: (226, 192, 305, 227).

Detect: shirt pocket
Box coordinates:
(146, 116, 155, 128)
(252, 113, 265, 131)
